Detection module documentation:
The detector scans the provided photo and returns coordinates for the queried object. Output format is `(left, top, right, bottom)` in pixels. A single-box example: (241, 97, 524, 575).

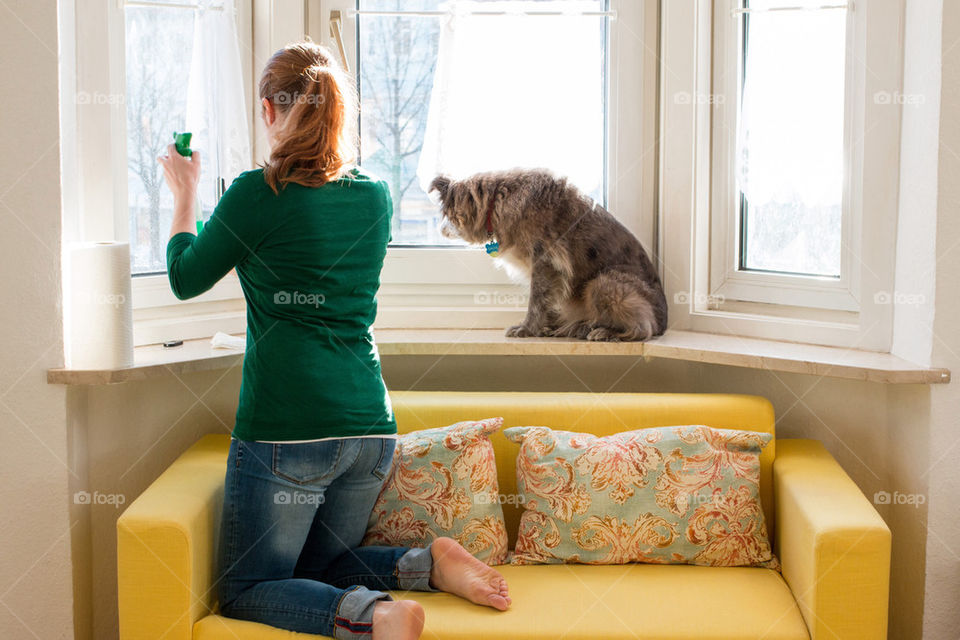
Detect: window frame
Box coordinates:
(67, 0, 655, 345)
(67, 0, 254, 345)
(317, 0, 659, 330)
(709, 0, 858, 312)
(659, 0, 903, 351)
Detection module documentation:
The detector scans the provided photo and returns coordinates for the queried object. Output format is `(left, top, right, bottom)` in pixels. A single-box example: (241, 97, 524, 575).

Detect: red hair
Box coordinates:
(258, 41, 357, 193)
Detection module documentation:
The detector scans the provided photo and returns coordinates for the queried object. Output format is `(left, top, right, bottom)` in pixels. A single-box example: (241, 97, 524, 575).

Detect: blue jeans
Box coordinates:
(217, 437, 437, 639)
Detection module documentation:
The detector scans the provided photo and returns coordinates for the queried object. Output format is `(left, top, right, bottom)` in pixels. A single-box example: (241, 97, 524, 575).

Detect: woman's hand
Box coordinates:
(158, 144, 201, 201)
(159, 144, 202, 238)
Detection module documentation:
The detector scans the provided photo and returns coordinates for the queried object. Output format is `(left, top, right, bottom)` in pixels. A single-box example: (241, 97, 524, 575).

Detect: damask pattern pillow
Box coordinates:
(504, 425, 777, 568)
(362, 418, 508, 565)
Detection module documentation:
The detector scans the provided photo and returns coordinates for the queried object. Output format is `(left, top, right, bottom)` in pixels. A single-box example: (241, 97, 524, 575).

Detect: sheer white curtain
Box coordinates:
(185, 0, 251, 205)
(417, 0, 604, 197)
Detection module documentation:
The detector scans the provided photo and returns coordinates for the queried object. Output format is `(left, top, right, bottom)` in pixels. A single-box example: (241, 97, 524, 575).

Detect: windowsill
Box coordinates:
(47, 329, 951, 386)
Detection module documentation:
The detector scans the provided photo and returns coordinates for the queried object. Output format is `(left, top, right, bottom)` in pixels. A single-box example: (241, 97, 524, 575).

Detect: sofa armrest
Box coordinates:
(117, 434, 231, 640)
(774, 439, 891, 640)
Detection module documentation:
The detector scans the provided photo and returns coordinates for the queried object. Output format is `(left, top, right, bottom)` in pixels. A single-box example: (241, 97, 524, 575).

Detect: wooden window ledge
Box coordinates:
(46, 329, 950, 386)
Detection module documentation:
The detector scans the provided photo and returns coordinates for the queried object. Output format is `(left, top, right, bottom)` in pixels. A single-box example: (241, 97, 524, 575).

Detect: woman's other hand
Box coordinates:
(158, 144, 201, 201)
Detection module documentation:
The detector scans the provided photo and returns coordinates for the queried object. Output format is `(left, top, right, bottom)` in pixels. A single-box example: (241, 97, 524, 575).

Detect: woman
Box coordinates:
(158, 42, 510, 640)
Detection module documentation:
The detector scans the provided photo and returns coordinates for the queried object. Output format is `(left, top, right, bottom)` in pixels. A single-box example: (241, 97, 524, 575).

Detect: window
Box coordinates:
(317, 0, 656, 329)
(124, 0, 250, 275)
(660, 0, 904, 350)
(124, 5, 201, 275)
(68, 0, 653, 342)
(355, 0, 608, 245)
(709, 0, 854, 311)
(735, 1, 846, 278)
(63, 0, 254, 345)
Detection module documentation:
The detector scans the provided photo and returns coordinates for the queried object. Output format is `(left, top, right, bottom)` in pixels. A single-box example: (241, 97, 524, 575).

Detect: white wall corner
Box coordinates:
(890, 0, 943, 367)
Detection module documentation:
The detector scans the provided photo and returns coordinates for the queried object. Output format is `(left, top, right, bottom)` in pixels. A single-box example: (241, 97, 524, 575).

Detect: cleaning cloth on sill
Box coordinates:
(211, 332, 246, 351)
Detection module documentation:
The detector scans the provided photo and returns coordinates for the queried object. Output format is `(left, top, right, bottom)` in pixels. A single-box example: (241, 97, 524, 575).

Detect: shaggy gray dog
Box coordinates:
(430, 169, 667, 341)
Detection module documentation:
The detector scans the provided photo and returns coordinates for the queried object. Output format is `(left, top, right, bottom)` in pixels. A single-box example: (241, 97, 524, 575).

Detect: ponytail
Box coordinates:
(259, 42, 357, 194)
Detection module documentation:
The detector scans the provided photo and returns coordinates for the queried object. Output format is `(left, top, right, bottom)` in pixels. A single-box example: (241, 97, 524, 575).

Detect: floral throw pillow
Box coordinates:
(504, 425, 777, 568)
(362, 418, 508, 565)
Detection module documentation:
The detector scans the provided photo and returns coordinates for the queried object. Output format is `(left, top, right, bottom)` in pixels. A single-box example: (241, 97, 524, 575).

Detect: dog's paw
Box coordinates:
(556, 321, 592, 340)
(586, 327, 622, 342)
(506, 324, 539, 338)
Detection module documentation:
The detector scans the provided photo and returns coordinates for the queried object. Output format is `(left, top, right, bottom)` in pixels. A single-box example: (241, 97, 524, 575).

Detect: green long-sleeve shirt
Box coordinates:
(167, 168, 397, 441)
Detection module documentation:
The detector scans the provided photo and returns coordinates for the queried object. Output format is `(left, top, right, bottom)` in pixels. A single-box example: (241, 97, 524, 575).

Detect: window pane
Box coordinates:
(125, 7, 217, 275)
(737, 2, 846, 278)
(357, 0, 607, 245)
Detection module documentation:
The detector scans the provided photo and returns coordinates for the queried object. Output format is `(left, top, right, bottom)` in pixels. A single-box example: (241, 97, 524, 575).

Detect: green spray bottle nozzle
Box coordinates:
(172, 132, 202, 233)
(173, 131, 193, 157)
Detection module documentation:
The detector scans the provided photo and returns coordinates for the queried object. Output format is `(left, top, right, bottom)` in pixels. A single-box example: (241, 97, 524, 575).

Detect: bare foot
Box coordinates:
(372, 600, 424, 640)
(429, 537, 511, 611)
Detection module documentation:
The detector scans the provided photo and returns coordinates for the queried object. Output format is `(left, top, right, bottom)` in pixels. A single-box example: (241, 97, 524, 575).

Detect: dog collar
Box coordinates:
(484, 200, 499, 257)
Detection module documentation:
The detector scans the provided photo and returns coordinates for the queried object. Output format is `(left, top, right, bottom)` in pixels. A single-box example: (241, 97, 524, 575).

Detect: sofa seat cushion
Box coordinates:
(193, 564, 809, 640)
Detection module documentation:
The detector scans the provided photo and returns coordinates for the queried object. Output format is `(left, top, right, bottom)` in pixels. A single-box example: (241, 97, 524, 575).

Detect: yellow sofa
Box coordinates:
(117, 392, 890, 640)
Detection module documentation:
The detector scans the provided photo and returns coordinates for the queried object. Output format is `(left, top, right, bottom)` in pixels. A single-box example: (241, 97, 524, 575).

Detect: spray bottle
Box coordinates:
(172, 132, 204, 234)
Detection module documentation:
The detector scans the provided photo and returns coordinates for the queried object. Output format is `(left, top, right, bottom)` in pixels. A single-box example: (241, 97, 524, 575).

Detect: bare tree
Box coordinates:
(125, 13, 190, 271)
(359, 2, 438, 211)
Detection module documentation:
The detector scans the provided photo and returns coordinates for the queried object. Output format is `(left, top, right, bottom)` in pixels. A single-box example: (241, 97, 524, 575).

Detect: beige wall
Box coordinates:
(922, 0, 960, 634)
(0, 1, 74, 639)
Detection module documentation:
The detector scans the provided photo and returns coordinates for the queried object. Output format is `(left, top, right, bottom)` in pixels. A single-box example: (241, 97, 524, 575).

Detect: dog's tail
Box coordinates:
(585, 272, 666, 341)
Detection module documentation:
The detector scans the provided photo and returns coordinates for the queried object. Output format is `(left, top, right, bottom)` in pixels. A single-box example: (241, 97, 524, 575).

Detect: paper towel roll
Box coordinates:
(67, 242, 134, 369)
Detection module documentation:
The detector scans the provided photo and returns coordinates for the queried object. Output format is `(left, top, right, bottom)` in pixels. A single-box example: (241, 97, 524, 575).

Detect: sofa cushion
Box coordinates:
(505, 425, 777, 568)
(361, 417, 508, 564)
(193, 564, 808, 640)
(389, 392, 777, 550)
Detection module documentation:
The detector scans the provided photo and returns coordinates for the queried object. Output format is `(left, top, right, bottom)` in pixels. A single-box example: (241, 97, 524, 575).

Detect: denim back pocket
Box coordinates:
(272, 440, 343, 485)
(372, 438, 397, 480)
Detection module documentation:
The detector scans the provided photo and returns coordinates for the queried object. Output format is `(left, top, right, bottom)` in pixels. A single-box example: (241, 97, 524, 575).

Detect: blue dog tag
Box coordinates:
(485, 240, 500, 257)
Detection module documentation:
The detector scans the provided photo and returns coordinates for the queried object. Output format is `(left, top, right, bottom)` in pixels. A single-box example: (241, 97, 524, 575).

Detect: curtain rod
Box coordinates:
(732, 3, 850, 15)
(349, 9, 616, 18)
(122, 1, 225, 10)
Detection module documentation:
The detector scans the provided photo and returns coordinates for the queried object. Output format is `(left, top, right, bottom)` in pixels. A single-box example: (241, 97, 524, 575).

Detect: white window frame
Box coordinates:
(66, 0, 254, 346)
(67, 0, 656, 345)
(660, 0, 903, 351)
(316, 0, 658, 330)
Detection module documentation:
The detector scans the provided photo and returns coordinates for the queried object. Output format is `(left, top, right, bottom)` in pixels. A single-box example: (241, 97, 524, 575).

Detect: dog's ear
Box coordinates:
(429, 175, 452, 201)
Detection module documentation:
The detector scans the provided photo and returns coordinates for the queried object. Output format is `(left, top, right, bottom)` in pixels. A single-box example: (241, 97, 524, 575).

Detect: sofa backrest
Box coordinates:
(391, 391, 777, 549)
